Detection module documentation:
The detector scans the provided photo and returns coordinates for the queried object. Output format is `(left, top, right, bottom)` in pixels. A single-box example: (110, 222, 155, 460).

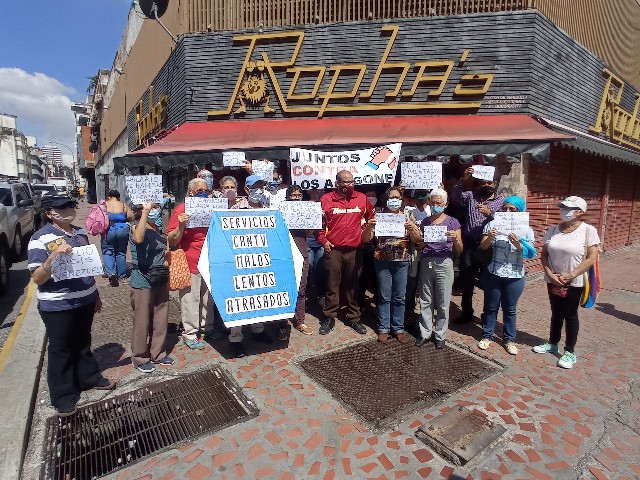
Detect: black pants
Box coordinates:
(459, 238, 481, 317)
(323, 248, 363, 321)
(40, 301, 103, 409)
(547, 284, 583, 352)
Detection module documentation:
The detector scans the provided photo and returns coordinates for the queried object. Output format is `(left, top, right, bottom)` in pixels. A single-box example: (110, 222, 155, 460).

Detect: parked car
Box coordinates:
(33, 183, 68, 200)
(19, 182, 44, 229)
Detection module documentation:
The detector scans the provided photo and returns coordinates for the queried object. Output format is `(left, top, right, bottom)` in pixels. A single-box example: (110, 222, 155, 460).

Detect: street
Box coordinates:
(0, 259, 31, 353)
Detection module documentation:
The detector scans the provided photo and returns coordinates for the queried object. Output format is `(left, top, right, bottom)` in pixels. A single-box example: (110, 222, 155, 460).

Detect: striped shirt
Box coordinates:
(451, 180, 505, 242)
(27, 223, 99, 312)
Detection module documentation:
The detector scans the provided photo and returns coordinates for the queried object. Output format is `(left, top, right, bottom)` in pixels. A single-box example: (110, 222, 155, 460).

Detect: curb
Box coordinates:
(0, 283, 47, 480)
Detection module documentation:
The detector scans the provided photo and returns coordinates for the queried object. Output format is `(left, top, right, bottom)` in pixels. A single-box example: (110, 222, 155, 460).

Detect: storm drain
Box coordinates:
(300, 340, 500, 428)
(42, 367, 258, 480)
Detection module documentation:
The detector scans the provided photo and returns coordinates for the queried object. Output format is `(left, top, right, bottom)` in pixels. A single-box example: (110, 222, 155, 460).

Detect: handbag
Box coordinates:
(147, 265, 170, 286)
(166, 238, 191, 291)
(580, 231, 601, 308)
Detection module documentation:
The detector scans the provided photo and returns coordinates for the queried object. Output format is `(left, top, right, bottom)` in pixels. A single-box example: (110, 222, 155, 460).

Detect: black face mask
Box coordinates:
(478, 185, 495, 198)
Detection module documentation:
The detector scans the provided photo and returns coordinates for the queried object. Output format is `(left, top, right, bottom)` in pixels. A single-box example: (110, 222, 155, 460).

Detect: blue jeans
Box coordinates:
(102, 227, 129, 278)
(306, 237, 326, 296)
(405, 265, 419, 313)
(374, 260, 409, 334)
(481, 270, 525, 343)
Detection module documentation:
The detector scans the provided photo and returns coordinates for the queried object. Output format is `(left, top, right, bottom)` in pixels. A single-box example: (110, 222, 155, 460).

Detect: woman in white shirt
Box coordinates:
(533, 196, 600, 369)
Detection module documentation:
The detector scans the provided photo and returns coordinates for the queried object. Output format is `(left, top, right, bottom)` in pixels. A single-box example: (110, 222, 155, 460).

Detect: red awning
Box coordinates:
(130, 114, 573, 155)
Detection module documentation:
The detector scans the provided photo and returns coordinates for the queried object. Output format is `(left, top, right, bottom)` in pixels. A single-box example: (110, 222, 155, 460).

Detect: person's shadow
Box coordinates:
(595, 302, 640, 326)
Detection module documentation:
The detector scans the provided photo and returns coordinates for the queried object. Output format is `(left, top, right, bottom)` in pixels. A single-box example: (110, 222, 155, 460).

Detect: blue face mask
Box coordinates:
(147, 208, 161, 221)
(248, 188, 266, 205)
(268, 180, 281, 191)
(386, 198, 403, 211)
(432, 205, 445, 215)
(193, 191, 208, 198)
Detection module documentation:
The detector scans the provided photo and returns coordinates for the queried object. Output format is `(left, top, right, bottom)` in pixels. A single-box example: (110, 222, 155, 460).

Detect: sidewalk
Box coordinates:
(20, 219, 640, 479)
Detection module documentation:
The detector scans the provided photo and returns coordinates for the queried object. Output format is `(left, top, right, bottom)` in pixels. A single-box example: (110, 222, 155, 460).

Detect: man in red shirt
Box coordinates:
(316, 170, 375, 335)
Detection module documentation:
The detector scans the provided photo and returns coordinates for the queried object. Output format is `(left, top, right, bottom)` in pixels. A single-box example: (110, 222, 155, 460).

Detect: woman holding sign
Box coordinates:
(414, 189, 463, 349)
(362, 187, 422, 344)
(477, 196, 535, 355)
(28, 197, 115, 417)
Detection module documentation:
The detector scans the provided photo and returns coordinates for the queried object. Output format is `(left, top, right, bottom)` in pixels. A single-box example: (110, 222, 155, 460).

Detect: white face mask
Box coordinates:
(559, 207, 576, 221)
(50, 207, 76, 223)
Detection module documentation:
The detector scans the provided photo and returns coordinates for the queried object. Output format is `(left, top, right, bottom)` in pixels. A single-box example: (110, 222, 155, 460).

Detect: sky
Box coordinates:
(0, 0, 132, 165)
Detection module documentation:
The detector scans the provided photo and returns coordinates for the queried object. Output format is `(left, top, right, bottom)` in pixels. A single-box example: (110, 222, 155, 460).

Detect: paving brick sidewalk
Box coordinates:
(30, 229, 640, 479)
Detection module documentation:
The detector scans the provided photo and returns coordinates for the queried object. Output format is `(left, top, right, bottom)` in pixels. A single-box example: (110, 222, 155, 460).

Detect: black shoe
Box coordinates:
(94, 378, 117, 390)
(319, 317, 335, 335)
(435, 339, 446, 349)
(56, 405, 78, 417)
(252, 331, 273, 344)
(454, 313, 474, 324)
(415, 337, 429, 347)
(351, 321, 367, 335)
(230, 342, 246, 358)
(109, 275, 119, 287)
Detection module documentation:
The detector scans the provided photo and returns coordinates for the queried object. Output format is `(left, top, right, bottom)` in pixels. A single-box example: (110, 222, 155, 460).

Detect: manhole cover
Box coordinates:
(300, 340, 500, 427)
(42, 367, 258, 480)
(416, 406, 506, 466)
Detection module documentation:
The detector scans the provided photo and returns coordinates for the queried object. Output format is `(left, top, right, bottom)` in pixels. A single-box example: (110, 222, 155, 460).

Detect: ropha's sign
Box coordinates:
(208, 25, 494, 119)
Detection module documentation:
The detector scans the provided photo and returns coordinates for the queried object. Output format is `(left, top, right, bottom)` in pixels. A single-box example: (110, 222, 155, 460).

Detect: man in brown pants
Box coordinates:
(316, 170, 375, 335)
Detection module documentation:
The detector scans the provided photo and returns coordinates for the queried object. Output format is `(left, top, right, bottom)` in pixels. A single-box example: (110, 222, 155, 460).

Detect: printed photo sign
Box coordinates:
(125, 175, 163, 205)
(51, 244, 104, 282)
(279, 201, 323, 230)
(401, 162, 442, 189)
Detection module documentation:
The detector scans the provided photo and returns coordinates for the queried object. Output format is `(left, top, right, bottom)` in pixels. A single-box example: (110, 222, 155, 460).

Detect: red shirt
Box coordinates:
(168, 202, 208, 273)
(316, 191, 375, 248)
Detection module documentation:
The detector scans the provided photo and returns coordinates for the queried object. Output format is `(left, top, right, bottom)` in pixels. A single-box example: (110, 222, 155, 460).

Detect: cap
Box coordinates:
(44, 197, 77, 209)
(414, 189, 431, 201)
(559, 195, 587, 212)
(245, 175, 264, 188)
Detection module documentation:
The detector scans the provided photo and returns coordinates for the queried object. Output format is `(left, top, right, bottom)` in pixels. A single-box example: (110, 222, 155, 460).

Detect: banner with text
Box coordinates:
(289, 143, 401, 190)
(198, 209, 303, 327)
(52, 244, 104, 282)
(185, 197, 230, 228)
(401, 162, 442, 190)
(125, 175, 163, 205)
(279, 201, 323, 230)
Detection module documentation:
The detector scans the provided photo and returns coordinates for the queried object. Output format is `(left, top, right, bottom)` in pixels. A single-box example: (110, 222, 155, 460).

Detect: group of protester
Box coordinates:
(27, 160, 600, 416)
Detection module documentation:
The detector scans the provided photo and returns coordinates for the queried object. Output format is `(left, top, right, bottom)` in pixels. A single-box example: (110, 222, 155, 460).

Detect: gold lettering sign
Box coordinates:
(589, 68, 640, 151)
(208, 26, 493, 119)
(136, 85, 169, 144)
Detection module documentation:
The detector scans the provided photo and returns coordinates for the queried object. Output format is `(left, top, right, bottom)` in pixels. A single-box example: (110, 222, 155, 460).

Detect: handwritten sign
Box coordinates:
(401, 162, 442, 189)
(125, 175, 163, 205)
(471, 165, 495, 181)
(223, 151, 246, 167)
(185, 197, 230, 228)
(492, 212, 530, 237)
(375, 213, 407, 237)
(423, 225, 448, 243)
(279, 201, 322, 229)
(252, 160, 275, 181)
(51, 244, 104, 282)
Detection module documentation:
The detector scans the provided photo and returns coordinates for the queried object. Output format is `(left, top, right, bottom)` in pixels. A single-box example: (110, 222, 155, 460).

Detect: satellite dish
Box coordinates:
(139, 0, 168, 19)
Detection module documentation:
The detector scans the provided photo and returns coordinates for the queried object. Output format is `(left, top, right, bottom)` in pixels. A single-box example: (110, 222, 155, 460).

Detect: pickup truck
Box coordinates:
(0, 182, 36, 294)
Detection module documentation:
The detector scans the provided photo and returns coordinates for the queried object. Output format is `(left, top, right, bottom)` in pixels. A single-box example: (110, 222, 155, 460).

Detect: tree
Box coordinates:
(86, 75, 98, 94)
(63, 166, 74, 183)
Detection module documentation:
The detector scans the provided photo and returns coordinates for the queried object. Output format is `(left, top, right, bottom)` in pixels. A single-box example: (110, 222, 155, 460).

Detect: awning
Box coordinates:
(541, 118, 640, 165)
(115, 114, 574, 173)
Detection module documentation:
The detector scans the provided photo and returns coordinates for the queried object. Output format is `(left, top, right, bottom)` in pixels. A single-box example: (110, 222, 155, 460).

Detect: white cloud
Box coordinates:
(0, 68, 78, 161)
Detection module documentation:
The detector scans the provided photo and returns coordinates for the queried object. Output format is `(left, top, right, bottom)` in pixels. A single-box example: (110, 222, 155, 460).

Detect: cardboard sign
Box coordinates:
(252, 160, 275, 181)
(185, 197, 230, 228)
(279, 201, 322, 229)
(125, 175, 163, 205)
(223, 151, 246, 167)
(51, 244, 104, 282)
(423, 225, 448, 243)
(375, 213, 407, 237)
(492, 212, 530, 237)
(401, 162, 442, 189)
(471, 165, 496, 181)
(198, 209, 303, 327)
(289, 143, 401, 190)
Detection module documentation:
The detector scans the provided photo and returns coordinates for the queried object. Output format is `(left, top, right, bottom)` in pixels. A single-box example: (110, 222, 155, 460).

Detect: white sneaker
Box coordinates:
(532, 343, 559, 354)
(505, 342, 518, 355)
(557, 351, 577, 369)
(477, 339, 492, 350)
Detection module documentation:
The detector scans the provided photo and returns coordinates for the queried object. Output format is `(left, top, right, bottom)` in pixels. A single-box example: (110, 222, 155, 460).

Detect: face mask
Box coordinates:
(431, 205, 445, 215)
(559, 208, 575, 221)
(288, 197, 302, 202)
(386, 198, 402, 211)
(339, 185, 354, 197)
(268, 180, 281, 191)
(192, 191, 208, 198)
(478, 185, 495, 198)
(50, 208, 76, 223)
(248, 188, 266, 204)
(147, 208, 161, 221)
(366, 196, 377, 206)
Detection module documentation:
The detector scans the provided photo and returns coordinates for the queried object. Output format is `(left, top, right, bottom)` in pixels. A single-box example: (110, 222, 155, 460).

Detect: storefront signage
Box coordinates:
(136, 85, 168, 145)
(208, 25, 494, 119)
(589, 68, 640, 151)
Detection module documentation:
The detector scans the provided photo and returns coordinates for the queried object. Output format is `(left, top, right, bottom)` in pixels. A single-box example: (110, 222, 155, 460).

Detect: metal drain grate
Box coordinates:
(42, 367, 258, 480)
(300, 340, 500, 427)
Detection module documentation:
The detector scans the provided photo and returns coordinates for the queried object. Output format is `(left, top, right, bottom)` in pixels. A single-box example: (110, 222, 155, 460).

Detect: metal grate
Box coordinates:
(301, 340, 500, 428)
(42, 367, 258, 480)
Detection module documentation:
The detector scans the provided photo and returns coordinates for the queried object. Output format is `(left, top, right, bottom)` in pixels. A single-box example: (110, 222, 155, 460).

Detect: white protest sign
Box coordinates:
(51, 244, 104, 282)
(492, 212, 530, 237)
(252, 160, 275, 181)
(401, 162, 442, 189)
(423, 225, 448, 243)
(289, 143, 401, 190)
(471, 165, 496, 181)
(125, 175, 163, 205)
(185, 197, 230, 228)
(279, 201, 323, 229)
(375, 213, 407, 237)
(223, 151, 246, 167)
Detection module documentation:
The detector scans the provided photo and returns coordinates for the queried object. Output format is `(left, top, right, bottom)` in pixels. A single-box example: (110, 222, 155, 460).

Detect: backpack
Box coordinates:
(86, 200, 109, 235)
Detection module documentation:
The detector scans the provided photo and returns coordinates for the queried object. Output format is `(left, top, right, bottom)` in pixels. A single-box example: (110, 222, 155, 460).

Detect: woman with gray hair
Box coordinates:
(414, 188, 463, 349)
